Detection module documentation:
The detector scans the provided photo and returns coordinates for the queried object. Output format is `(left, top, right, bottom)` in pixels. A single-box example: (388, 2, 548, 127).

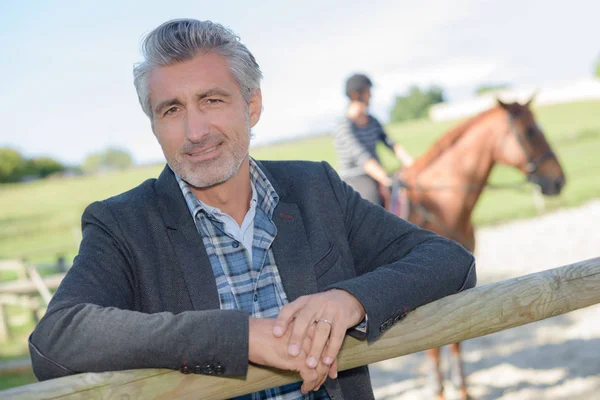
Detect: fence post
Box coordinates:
(26, 265, 52, 305)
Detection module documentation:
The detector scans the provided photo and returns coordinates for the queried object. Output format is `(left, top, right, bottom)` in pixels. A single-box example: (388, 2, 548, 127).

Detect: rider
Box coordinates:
(332, 73, 413, 207)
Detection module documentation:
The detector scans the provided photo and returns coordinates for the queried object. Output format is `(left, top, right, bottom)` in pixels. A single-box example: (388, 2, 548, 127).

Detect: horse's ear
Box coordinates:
(496, 98, 510, 110)
(525, 90, 538, 107)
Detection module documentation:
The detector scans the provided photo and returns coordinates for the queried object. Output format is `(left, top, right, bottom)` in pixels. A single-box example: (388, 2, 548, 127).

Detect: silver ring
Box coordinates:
(316, 318, 333, 326)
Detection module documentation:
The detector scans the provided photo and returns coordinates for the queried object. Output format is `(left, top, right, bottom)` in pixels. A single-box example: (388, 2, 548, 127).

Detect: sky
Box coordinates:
(1, 0, 599, 165)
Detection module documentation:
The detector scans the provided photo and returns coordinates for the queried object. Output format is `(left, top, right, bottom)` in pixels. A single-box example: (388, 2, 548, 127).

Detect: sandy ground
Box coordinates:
(369, 201, 600, 400)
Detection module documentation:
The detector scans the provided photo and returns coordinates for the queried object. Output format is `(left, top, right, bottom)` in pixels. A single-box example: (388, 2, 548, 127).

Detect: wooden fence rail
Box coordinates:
(0, 273, 66, 295)
(2, 257, 599, 400)
(0, 260, 67, 341)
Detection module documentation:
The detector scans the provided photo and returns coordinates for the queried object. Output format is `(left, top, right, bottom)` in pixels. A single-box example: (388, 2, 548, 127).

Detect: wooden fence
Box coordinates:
(2, 257, 599, 400)
(0, 259, 67, 342)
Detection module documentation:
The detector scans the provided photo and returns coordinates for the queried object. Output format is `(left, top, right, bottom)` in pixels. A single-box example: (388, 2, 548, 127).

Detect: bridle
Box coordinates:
(507, 113, 555, 176)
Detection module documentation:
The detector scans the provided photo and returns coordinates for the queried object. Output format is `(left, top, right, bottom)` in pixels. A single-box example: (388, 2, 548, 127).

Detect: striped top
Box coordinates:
(332, 115, 396, 178)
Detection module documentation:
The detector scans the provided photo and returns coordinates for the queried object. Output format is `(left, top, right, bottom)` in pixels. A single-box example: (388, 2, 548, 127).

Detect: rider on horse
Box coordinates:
(332, 73, 413, 208)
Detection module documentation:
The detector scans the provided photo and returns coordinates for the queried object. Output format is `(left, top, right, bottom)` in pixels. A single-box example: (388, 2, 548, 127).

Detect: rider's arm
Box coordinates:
(393, 144, 414, 167)
(363, 159, 392, 187)
(374, 119, 414, 167)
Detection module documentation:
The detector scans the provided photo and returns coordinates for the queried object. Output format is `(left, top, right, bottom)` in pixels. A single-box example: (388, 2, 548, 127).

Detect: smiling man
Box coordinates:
(29, 19, 476, 399)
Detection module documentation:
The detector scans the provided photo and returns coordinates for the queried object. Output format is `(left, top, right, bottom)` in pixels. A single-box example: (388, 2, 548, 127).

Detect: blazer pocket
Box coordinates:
(313, 242, 341, 279)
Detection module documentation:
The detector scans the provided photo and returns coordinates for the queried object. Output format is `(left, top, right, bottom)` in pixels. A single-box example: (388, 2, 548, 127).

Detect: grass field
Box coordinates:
(1, 100, 599, 265)
(0, 99, 599, 391)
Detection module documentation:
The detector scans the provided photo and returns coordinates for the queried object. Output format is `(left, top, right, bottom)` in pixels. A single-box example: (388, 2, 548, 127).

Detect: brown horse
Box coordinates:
(392, 98, 565, 400)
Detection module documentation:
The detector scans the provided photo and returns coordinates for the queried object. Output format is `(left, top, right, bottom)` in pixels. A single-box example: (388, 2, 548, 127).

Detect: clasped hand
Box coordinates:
(249, 289, 365, 393)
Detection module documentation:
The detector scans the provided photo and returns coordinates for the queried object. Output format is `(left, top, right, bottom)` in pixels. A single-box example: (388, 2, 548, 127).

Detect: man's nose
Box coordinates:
(185, 108, 210, 143)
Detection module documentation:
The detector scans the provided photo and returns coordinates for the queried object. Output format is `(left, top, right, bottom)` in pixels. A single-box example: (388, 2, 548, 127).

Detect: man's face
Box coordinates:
(148, 52, 262, 188)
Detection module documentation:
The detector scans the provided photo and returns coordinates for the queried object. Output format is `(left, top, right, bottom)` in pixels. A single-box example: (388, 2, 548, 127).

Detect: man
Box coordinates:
(29, 19, 476, 400)
(333, 74, 413, 207)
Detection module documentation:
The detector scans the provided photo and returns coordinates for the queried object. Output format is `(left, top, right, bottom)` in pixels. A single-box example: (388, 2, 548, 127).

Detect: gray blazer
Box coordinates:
(29, 160, 476, 399)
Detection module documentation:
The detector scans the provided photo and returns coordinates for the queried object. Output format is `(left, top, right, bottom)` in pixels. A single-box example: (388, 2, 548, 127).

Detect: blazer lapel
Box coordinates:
(272, 202, 318, 302)
(155, 166, 220, 311)
(252, 160, 319, 302)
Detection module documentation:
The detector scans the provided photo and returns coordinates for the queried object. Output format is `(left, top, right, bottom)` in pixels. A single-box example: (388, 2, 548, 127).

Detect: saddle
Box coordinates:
(381, 177, 410, 220)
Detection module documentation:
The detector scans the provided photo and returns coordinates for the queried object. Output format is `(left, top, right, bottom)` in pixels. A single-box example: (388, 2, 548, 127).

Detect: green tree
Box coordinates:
(104, 148, 133, 170)
(390, 85, 445, 123)
(82, 153, 103, 173)
(26, 157, 65, 178)
(475, 83, 511, 96)
(0, 147, 26, 183)
(82, 147, 133, 174)
(595, 56, 600, 78)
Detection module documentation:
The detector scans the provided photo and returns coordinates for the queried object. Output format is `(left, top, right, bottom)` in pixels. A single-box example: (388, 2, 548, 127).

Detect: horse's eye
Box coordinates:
(526, 127, 536, 139)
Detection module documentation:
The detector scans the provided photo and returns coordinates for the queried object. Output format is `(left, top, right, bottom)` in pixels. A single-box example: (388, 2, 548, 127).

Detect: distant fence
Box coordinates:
(0, 259, 67, 341)
(2, 257, 599, 400)
(429, 78, 600, 122)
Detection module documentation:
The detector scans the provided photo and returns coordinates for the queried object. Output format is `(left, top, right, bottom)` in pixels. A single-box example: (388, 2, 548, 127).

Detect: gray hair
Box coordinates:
(133, 19, 262, 119)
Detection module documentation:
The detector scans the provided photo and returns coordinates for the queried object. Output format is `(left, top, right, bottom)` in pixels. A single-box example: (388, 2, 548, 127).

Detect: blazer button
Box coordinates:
(394, 312, 407, 323)
(232, 241, 240, 248)
(204, 364, 215, 375)
(379, 322, 388, 333)
(180, 365, 191, 374)
(381, 318, 394, 332)
(215, 364, 225, 375)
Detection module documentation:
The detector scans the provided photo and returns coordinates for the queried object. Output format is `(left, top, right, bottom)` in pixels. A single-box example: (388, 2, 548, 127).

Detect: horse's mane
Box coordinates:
(411, 107, 501, 171)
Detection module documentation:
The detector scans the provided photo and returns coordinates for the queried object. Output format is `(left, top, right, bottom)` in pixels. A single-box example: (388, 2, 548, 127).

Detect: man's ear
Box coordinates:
(248, 89, 263, 128)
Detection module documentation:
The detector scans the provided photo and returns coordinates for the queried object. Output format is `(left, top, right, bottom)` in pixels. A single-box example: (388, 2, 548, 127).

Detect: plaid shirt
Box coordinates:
(176, 159, 330, 400)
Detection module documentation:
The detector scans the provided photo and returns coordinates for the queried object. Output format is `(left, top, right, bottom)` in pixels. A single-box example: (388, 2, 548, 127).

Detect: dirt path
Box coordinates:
(370, 201, 600, 399)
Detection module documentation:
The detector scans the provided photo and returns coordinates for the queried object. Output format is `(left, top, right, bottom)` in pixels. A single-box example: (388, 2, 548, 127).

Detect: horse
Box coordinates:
(390, 97, 566, 400)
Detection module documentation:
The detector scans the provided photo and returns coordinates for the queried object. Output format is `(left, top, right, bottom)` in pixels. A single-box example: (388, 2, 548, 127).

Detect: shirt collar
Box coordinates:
(174, 158, 279, 221)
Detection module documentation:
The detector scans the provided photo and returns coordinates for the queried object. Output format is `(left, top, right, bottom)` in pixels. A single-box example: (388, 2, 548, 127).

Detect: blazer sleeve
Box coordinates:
(320, 161, 476, 342)
(29, 201, 249, 381)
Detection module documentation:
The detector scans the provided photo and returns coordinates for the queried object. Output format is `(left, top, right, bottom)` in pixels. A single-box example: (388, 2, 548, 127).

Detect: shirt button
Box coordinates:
(253, 293, 258, 302)
(232, 241, 240, 248)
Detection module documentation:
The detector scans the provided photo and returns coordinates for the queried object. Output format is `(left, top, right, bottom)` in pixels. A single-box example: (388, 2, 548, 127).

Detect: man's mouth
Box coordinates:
(188, 144, 220, 156)
(184, 142, 223, 161)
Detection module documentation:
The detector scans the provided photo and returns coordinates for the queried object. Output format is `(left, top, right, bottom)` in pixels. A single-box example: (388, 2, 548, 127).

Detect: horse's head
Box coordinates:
(496, 97, 565, 195)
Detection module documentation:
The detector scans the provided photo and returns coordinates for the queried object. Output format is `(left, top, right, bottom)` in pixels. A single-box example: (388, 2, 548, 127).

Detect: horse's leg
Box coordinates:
(449, 342, 469, 400)
(426, 347, 445, 400)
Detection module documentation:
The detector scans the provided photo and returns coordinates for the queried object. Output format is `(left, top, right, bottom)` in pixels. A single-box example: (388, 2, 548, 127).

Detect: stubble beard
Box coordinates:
(167, 126, 250, 189)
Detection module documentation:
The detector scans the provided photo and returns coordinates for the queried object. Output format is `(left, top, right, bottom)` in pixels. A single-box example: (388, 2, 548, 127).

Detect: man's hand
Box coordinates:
(249, 318, 334, 393)
(272, 290, 366, 371)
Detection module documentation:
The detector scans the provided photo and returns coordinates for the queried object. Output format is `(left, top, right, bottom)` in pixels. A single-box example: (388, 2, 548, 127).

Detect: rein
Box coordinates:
(394, 178, 530, 193)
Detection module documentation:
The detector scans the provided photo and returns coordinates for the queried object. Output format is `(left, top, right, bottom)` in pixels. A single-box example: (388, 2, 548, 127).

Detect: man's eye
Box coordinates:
(164, 107, 178, 116)
(206, 98, 222, 104)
